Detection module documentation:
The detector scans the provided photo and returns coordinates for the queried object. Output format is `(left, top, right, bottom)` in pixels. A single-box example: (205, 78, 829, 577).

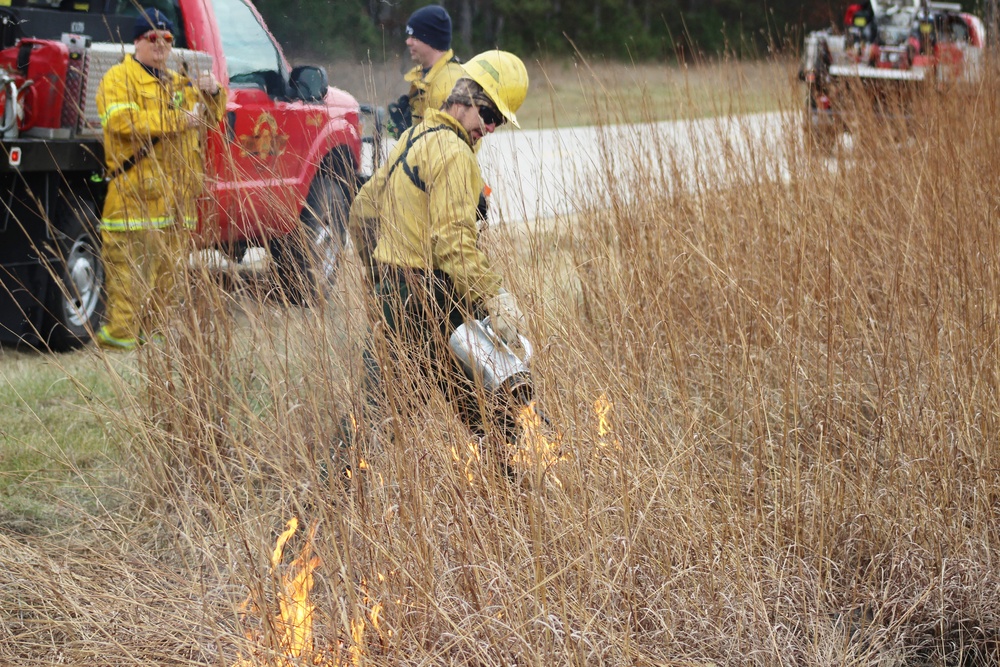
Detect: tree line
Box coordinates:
(255, 0, 996, 60)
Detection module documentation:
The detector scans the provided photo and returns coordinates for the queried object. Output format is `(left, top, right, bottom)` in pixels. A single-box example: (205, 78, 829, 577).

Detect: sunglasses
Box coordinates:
(477, 102, 504, 127)
(141, 31, 174, 44)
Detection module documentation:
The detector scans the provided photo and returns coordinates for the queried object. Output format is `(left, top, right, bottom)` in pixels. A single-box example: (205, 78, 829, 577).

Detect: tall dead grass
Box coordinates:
(4, 59, 1000, 666)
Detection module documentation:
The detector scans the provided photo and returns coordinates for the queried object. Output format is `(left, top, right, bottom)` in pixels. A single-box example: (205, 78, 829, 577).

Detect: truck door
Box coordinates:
(205, 0, 315, 243)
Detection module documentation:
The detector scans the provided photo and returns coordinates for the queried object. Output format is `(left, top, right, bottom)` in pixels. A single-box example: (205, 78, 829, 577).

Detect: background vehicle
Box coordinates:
(799, 0, 987, 150)
(0, 0, 363, 349)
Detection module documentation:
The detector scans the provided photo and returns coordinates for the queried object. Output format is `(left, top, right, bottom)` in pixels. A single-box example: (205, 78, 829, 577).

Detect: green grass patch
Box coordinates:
(0, 347, 122, 534)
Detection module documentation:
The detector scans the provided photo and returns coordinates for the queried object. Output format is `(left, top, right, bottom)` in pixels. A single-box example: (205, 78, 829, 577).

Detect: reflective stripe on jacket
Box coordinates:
(97, 55, 227, 231)
(404, 50, 466, 127)
(349, 109, 502, 304)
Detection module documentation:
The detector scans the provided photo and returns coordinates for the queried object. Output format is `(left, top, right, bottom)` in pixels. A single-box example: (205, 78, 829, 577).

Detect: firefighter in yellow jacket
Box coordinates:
(94, 8, 227, 350)
(349, 50, 529, 460)
(386, 5, 466, 137)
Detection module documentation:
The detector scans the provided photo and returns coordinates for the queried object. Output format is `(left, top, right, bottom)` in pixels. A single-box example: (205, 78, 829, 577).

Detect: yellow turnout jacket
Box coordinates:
(404, 50, 466, 127)
(97, 55, 227, 230)
(349, 108, 502, 303)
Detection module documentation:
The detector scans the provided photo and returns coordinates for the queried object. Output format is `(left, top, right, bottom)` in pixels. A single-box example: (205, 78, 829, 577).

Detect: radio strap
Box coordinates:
(103, 136, 161, 183)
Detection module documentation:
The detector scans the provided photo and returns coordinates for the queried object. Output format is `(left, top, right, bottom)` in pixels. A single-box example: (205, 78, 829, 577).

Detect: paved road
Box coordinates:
(214, 112, 794, 270)
(475, 111, 791, 225)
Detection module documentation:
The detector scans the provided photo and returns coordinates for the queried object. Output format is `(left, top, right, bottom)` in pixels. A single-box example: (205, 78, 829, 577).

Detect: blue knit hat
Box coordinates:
(133, 8, 174, 41)
(406, 5, 451, 52)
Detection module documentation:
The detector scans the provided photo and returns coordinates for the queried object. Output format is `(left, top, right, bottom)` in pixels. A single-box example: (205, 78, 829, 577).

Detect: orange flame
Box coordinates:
(235, 518, 327, 666)
(234, 519, 397, 666)
(348, 618, 365, 664)
(451, 440, 484, 484)
(594, 395, 620, 450)
(512, 401, 566, 474)
(448, 398, 618, 486)
(275, 522, 319, 658)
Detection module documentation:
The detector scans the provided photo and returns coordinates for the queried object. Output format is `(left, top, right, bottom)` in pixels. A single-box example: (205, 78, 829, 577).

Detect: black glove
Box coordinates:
(476, 191, 489, 223)
(386, 94, 412, 139)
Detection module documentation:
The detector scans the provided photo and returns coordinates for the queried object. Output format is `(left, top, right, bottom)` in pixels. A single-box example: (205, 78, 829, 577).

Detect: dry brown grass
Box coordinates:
(325, 54, 795, 130)
(3, 58, 1000, 665)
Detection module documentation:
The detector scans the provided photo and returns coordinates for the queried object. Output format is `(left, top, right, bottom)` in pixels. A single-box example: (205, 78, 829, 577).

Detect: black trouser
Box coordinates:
(365, 263, 519, 453)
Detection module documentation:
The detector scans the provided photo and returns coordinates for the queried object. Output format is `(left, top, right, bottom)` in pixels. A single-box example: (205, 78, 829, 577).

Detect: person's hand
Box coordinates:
(196, 69, 220, 95)
(185, 106, 203, 128)
(484, 288, 525, 346)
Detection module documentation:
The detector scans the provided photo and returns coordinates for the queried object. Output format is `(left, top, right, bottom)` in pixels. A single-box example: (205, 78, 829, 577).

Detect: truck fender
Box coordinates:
(299, 113, 362, 204)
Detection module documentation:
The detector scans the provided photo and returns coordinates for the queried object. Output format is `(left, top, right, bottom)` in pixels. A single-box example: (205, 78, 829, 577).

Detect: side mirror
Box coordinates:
(289, 65, 329, 102)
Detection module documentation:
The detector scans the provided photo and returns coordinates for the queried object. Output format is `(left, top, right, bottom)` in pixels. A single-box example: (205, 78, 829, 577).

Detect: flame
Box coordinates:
(348, 619, 365, 664)
(275, 528, 319, 658)
(236, 517, 323, 667)
(512, 401, 566, 476)
(341, 413, 370, 481)
(451, 440, 484, 484)
(344, 458, 368, 480)
(235, 518, 326, 666)
(235, 519, 375, 666)
(360, 575, 394, 643)
(445, 398, 620, 487)
(594, 395, 620, 450)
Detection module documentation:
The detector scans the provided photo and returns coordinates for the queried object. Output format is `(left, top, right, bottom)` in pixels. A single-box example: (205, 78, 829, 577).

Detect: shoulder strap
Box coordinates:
(104, 137, 161, 183)
(387, 124, 462, 193)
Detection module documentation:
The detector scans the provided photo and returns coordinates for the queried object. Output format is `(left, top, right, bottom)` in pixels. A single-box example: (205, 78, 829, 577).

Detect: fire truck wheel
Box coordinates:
(270, 173, 349, 306)
(43, 198, 105, 350)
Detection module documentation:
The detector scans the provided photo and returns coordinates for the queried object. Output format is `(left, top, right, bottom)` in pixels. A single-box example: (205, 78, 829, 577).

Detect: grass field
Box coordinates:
(326, 54, 796, 129)
(3, 56, 1000, 665)
(0, 348, 115, 532)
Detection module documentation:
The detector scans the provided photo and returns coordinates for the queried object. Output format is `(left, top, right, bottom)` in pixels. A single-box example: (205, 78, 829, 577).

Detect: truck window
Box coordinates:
(948, 16, 969, 43)
(210, 0, 284, 96)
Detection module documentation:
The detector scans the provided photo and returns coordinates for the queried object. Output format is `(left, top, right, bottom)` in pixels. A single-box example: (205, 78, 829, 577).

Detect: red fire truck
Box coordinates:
(799, 0, 987, 151)
(0, 0, 363, 349)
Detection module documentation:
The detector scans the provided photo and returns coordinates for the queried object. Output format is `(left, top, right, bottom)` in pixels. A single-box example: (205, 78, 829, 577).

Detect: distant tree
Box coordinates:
(255, 0, 379, 56)
(253, 0, 859, 61)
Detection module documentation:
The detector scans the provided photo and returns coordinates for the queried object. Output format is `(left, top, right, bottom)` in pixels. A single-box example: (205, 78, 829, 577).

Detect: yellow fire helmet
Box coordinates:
(462, 50, 529, 128)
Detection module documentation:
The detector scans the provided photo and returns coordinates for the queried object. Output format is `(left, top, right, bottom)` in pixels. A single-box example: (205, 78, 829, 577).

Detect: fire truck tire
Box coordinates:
(43, 198, 105, 350)
(270, 173, 349, 306)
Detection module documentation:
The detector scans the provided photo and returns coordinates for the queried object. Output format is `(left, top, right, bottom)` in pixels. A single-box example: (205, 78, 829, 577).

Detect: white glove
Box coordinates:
(196, 69, 221, 95)
(484, 288, 525, 346)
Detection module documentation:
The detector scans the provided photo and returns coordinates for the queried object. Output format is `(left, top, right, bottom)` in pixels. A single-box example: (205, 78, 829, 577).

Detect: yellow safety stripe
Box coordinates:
(100, 216, 197, 231)
(96, 326, 138, 350)
(100, 102, 140, 126)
